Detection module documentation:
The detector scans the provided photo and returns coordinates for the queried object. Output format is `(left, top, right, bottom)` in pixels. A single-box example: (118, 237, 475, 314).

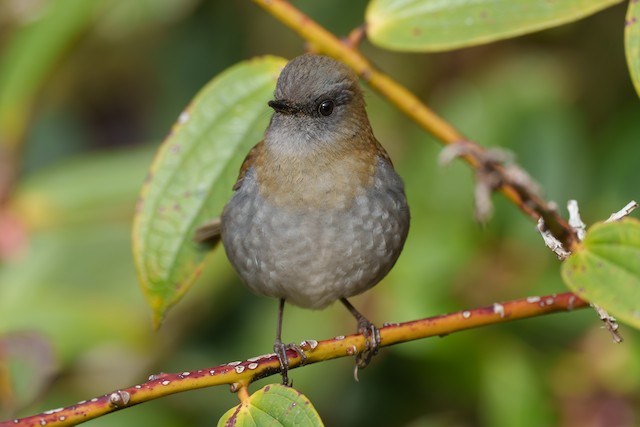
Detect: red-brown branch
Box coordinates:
(1, 291, 588, 427)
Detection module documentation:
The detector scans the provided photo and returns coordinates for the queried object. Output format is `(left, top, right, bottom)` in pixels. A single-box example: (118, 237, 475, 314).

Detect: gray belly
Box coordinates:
(220, 161, 409, 309)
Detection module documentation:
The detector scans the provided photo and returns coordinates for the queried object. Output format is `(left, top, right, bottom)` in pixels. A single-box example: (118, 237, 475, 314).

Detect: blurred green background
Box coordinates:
(1, 1, 639, 426)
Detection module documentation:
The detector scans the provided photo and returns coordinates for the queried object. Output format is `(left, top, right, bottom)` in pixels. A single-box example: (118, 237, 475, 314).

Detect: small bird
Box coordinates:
(197, 54, 410, 385)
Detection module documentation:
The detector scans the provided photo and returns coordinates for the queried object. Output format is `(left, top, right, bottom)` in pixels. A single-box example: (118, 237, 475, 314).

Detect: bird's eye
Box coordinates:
(318, 100, 334, 116)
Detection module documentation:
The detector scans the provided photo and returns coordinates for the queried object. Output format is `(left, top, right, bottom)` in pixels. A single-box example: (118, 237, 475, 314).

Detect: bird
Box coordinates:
(195, 53, 410, 385)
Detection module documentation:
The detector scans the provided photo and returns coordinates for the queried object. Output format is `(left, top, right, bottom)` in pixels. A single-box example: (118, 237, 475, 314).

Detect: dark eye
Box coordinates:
(318, 100, 334, 116)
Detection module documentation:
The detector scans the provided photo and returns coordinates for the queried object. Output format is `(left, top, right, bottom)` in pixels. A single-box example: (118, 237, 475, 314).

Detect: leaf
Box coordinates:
(218, 384, 324, 427)
(625, 0, 640, 98)
(13, 146, 154, 230)
(1, 148, 158, 362)
(0, 224, 151, 361)
(561, 218, 640, 329)
(0, 0, 96, 148)
(132, 56, 286, 327)
(93, 0, 199, 39)
(366, 0, 623, 52)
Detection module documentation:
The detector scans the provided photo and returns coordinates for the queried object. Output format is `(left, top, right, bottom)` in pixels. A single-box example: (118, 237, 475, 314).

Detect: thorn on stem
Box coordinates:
(567, 200, 586, 241)
(343, 24, 367, 49)
(605, 200, 638, 223)
(109, 391, 130, 407)
(591, 303, 623, 343)
(537, 218, 571, 260)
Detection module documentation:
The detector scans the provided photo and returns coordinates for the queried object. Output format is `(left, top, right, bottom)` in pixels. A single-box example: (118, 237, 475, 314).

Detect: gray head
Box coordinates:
(266, 54, 372, 148)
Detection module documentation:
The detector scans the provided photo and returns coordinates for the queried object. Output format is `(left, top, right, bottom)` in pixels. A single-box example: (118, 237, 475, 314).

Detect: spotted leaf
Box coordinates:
(625, 0, 640, 98)
(132, 56, 286, 327)
(218, 384, 324, 427)
(561, 218, 640, 329)
(366, 0, 623, 52)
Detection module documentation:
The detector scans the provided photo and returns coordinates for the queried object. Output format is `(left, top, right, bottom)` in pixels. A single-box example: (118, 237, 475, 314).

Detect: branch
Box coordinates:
(2, 292, 589, 427)
(605, 200, 638, 223)
(252, 0, 577, 250)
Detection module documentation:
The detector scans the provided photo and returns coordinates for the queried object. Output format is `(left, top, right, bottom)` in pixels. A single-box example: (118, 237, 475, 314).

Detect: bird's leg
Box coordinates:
(274, 298, 290, 385)
(273, 298, 307, 386)
(340, 298, 380, 369)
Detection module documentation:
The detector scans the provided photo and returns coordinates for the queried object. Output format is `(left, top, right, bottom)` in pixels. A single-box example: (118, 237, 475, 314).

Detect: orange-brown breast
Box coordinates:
(248, 136, 387, 211)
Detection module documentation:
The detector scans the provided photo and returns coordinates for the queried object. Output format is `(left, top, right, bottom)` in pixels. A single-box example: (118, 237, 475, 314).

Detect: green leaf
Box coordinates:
(132, 56, 286, 327)
(625, 0, 640, 98)
(561, 218, 640, 329)
(366, 0, 623, 52)
(13, 146, 154, 229)
(94, 0, 199, 38)
(0, 0, 96, 148)
(2, 148, 158, 362)
(218, 384, 324, 427)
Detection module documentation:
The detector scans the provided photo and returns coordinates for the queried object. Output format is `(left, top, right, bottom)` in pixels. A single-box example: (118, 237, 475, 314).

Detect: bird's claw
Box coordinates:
(274, 340, 307, 386)
(355, 319, 380, 369)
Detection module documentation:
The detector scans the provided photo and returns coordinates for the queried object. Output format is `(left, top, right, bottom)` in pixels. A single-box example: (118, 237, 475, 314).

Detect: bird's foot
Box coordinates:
(355, 317, 380, 370)
(340, 298, 381, 378)
(273, 340, 307, 386)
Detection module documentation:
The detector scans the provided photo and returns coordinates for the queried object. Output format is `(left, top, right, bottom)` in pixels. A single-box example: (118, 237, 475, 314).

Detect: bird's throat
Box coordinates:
(254, 141, 377, 211)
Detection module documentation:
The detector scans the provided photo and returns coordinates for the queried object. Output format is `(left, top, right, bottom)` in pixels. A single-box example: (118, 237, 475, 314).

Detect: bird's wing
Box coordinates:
(373, 138, 393, 167)
(232, 140, 263, 191)
(193, 141, 263, 245)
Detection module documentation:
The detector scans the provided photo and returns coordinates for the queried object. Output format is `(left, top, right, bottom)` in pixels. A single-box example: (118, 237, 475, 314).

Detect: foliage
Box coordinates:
(1, 0, 639, 426)
(366, 0, 623, 51)
(563, 218, 640, 329)
(217, 384, 323, 427)
(132, 57, 285, 327)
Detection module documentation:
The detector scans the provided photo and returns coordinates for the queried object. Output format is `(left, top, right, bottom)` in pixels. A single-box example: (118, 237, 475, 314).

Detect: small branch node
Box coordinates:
(605, 200, 638, 223)
(299, 339, 318, 351)
(501, 166, 542, 199)
(147, 372, 167, 381)
(343, 24, 367, 49)
(567, 200, 586, 241)
(493, 302, 506, 318)
(439, 143, 542, 224)
(438, 141, 473, 166)
(474, 174, 495, 223)
(439, 142, 500, 223)
(537, 218, 571, 260)
(109, 390, 131, 408)
(591, 303, 624, 343)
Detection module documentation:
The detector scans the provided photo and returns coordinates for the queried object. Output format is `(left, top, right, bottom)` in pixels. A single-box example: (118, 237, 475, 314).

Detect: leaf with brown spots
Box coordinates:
(218, 384, 323, 427)
(366, 0, 623, 52)
(561, 218, 640, 329)
(625, 0, 640, 98)
(132, 56, 286, 327)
